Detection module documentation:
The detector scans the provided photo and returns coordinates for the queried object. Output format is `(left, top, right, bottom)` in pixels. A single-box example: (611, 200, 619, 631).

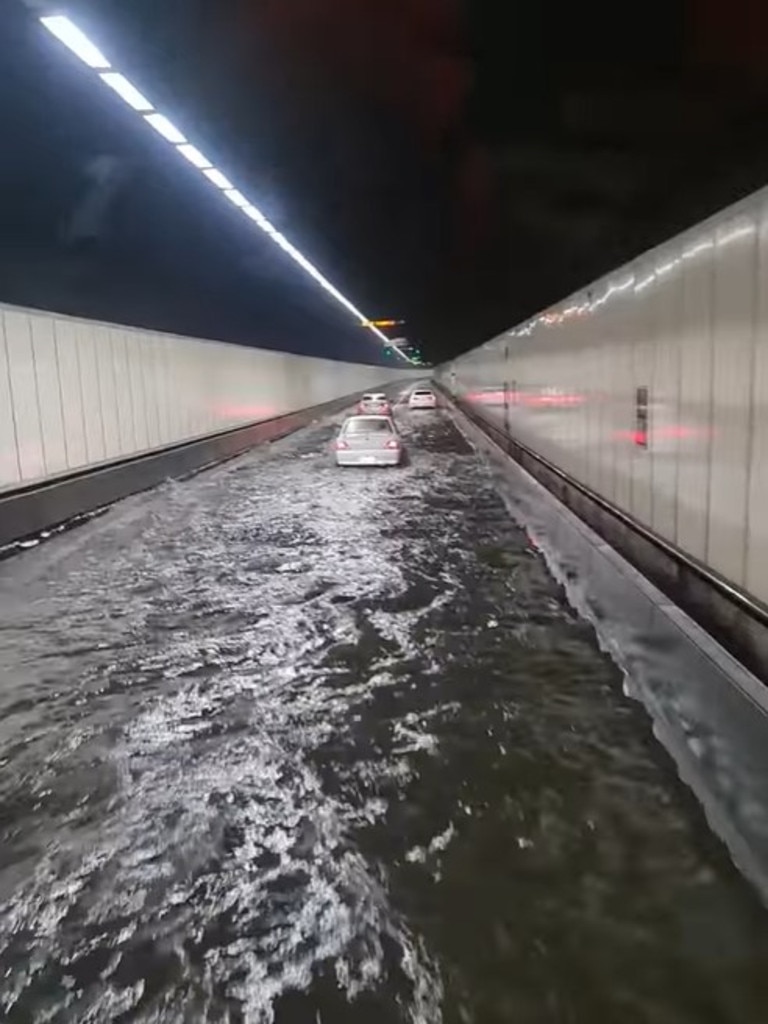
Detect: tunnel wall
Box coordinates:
(0, 301, 414, 495)
(437, 182, 768, 662)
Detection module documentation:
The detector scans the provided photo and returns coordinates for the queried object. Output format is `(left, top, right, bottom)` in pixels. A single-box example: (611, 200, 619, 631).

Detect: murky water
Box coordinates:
(1, 405, 767, 1023)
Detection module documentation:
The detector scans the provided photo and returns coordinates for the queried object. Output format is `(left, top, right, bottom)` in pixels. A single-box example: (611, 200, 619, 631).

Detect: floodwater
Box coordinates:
(1, 404, 767, 1023)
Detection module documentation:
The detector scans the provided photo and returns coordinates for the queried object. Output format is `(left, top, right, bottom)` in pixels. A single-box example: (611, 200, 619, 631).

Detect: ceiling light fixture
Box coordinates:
(143, 112, 187, 144)
(223, 188, 249, 209)
(39, 12, 411, 361)
(99, 72, 153, 112)
(176, 143, 212, 170)
(40, 15, 110, 69)
(204, 168, 234, 190)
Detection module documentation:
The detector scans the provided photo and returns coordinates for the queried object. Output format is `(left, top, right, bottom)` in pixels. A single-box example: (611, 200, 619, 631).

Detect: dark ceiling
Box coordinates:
(3, 0, 768, 362)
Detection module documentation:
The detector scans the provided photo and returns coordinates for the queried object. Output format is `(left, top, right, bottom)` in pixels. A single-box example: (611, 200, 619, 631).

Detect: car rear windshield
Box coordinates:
(345, 418, 393, 434)
(414, 390, 433, 396)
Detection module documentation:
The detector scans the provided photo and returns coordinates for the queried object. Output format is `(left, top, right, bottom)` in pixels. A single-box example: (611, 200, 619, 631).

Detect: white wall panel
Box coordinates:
(111, 329, 135, 456)
(154, 336, 167, 442)
(140, 335, 161, 450)
(162, 336, 182, 443)
(183, 339, 198, 438)
(0, 313, 20, 489)
(746, 198, 768, 597)
(196, 340, 211, 434)
(676, 228, 715, 562)
(29, 313, 68, 478)
(649, 243, 682, 543)
(707, 213, 757, 587)
(186, 341, 200, 437)
(443, 185, 768, 607)
(95, 328, 120, 461)
(126, 331, 149, 452)
(584, 335, 603, 494)
(592, 302, 613, 502)
(0, 300, 417, 502)
(4, 309, 45, 483)
(55, 319, 88, 472)
(64, 320, 99, 472)
(629, 258, 654, 526)
(611, 273, 636, 513)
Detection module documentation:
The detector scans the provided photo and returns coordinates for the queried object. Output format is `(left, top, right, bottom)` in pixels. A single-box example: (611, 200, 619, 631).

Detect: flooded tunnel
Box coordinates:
(2, 394, 768, 1023)
(6, 3, 768, 1019)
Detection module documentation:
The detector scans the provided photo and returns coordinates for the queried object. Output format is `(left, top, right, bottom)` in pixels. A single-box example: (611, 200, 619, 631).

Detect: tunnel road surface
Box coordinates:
(1, 403, 768, 1023)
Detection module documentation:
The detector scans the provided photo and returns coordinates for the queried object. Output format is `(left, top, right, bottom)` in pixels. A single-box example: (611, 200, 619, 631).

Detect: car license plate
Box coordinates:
(361, 456, 376, 464)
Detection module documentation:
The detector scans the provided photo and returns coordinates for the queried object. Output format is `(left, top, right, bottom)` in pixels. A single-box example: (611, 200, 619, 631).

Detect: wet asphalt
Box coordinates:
(1, 399, 768, 1023)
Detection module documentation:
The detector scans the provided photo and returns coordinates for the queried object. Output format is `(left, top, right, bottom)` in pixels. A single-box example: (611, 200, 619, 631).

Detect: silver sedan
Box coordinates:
(332, 415, 404, 467)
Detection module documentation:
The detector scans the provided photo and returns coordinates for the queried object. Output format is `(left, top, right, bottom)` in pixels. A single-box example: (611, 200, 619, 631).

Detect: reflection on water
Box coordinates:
(0, 409, 767, 1022)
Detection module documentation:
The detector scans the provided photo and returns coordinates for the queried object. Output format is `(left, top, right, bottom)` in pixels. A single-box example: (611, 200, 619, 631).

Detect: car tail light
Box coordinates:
(385, 438, 400, 450)
(333, 439, 349, 450)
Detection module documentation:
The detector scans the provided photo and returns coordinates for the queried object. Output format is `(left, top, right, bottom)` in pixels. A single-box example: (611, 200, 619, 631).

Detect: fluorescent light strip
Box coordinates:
(144, 112, 186, 144)
(100, 72, 153, 112)
(41, 15, 111, 69)
(39, 14, 413, 363)
(204, 168, 234, 190)
(176, 143, 212, 169)
(243, 204, 271, 229)
(223, 188, 249, 209)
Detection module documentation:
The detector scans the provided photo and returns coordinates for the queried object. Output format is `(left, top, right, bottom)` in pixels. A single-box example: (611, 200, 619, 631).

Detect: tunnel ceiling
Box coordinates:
(4, 0, 768, 362)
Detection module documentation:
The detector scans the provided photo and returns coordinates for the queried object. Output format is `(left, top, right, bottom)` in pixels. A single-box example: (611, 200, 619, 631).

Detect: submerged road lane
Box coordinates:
(1, 405, 768, 1023)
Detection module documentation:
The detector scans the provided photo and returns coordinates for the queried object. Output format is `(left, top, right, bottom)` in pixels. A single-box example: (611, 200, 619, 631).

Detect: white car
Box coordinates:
(357, 392, 391, 415)
(408, 388, 437, 410)
(332, 415, 404, 467)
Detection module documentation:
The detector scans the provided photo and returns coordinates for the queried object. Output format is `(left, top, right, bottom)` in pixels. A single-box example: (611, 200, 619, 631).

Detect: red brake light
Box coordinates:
(334, 439, 349, 450)
(385, 438, 400, 450)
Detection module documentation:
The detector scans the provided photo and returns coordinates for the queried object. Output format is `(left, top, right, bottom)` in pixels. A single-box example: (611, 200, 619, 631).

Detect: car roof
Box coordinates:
(343, 414, 394, 425)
